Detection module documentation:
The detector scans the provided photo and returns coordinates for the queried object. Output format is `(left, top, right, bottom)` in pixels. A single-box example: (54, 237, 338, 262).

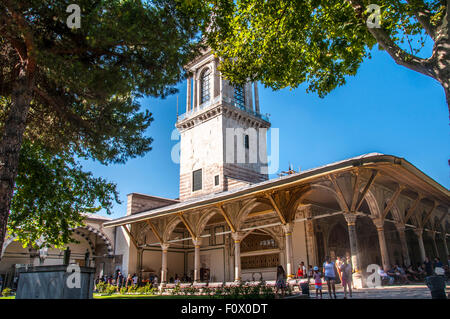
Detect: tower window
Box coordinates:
(192, 169, 202, 191)
(200, 69, 211, 104)
(234, 85, 245, 109)
(244, 134, 249, 149)
(214, 175, 219, 186)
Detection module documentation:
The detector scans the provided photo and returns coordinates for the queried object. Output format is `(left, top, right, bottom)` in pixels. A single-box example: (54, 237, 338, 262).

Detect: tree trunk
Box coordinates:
(0, 64, 32, 259)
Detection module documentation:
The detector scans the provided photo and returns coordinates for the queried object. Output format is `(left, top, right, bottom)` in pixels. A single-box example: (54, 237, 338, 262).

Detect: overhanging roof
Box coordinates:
(103, 153, 450, 228)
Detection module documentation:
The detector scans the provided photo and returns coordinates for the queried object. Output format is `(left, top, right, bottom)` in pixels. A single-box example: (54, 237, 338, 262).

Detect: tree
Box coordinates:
(0, 0, 204, 256)
(9, 140, 120, 249)
(205, 0, 450, 113)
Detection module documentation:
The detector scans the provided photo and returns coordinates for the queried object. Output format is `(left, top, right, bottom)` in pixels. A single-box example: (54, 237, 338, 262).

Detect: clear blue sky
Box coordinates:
(82, 48, 449, 220)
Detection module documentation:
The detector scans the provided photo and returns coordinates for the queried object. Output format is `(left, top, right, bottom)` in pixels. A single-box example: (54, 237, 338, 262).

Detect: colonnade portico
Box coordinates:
(105, 155, 450, 288)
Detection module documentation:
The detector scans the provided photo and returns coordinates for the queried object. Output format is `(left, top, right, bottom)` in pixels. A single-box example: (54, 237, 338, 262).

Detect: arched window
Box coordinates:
(200, 69, 211, 104)
(233, 85, 245, 109)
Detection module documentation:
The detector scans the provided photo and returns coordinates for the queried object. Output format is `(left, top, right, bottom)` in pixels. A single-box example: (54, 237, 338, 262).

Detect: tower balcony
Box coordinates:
(177, 96, 270, 124)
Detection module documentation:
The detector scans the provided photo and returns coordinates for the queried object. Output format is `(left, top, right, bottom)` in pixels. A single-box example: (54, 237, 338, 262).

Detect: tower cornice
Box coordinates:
(176, 102, 270, 132)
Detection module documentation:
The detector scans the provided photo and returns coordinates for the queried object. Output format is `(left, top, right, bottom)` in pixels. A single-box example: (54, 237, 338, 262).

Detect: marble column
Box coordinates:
(193, 238, 202, 282)
(373, 218, 390, 271)
(414, 228, 426, 262)
(161, 243, 169, 284)
(344, 213, 363, 288)
(282, 223, 294, 279)
(186, 77, 191, 112)
(395, 223, 411, 267)
(194, 73, 199, 110)
(137, 247, 144, 279)
(442, 234, 449, 257)
(254, 82, 260, 113)
(305, 210, 318, 266)
(231, 232, 244, 282)
(430, 231, 439, 258)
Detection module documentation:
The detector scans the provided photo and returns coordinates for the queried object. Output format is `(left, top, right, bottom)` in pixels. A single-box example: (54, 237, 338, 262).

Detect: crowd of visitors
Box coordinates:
(273, 254, 450, 299)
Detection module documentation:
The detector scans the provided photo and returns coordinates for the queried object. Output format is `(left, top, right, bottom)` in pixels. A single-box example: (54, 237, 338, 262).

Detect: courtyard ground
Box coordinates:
(305, 284, 449, 299)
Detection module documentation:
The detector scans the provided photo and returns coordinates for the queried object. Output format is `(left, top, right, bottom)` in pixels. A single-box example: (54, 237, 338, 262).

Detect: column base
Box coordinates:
(352, 272, 364, 289)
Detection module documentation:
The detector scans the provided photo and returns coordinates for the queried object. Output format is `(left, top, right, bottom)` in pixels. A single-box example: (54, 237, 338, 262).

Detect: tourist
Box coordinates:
(323, 256, 337, 299)
(406, 264, 420, 282)
(340, 257, 352, 298)
(117, 271, 124, 289)
(378, 268, 394, 285)
(132, 273, 138, 287)
(301, 262, 306, 278)
(394, 264, 410, 284)
(423, 257, 434, 276)
(153, 275, 159, 286)
(275, 265, 287, 298)
(125, 274, 133, 288)
(313, 266, 322, 299)
(174, 274, 180, 285)
(416, 262, 426, 280)
(296, 263, 304, 279)
(443, 265, 450, 280)
(335, 256, 343, 283)
(425, 267, 447, 299)
(308, 265, 313, 278)
(433, 257, 443, 268)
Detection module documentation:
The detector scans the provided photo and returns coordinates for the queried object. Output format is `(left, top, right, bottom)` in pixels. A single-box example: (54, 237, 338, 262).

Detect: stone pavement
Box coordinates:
(307, 284, 449, 299)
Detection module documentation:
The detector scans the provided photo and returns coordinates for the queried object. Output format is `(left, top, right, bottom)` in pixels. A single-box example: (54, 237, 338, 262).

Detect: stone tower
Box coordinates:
(176, 48, 271, 201)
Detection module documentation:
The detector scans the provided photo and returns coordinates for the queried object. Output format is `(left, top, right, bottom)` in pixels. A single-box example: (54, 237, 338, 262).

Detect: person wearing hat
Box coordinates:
(313, 266, 323, 299)
(425, 267, 447, 299)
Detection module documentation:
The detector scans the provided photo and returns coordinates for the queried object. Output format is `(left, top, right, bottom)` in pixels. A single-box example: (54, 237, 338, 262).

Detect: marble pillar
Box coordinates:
(193, 238, 202, 282)
(231, 232, 244, 282)
(282, 223, 294, 279)
(395, 223, 411, 267)
(343, 213, 363, 288)
(373, 218, 390, 271)
(161, 243, 169, 284)
(414, 228, 426, 262)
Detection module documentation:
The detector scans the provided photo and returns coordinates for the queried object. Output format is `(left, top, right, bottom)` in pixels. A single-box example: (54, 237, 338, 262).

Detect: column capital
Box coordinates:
(414, 228, 423, 237)
(231, 231, 245, 242)
(394, 222, 406, 232)
(343, 213, 357, 225)
(192, 238, 202, 247)
(160, 243, 170, 251)
(429, 230, 436, 240)
(282, 223, 294, 235)
(371, 218, 385, 230)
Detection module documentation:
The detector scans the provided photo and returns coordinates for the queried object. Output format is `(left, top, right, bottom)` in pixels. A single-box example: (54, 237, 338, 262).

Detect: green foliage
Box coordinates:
(120, 287, 128, 295)
(2, 288, 12, 297)
(7, 141, 119, 249)
(105, 284, 117, 295)
(204, 0, 445, 97)
(136, 285, 147, 294)
(96, 281, 106, 293)
(171, 284, 181, 295)
(1, 0, 208, 248)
